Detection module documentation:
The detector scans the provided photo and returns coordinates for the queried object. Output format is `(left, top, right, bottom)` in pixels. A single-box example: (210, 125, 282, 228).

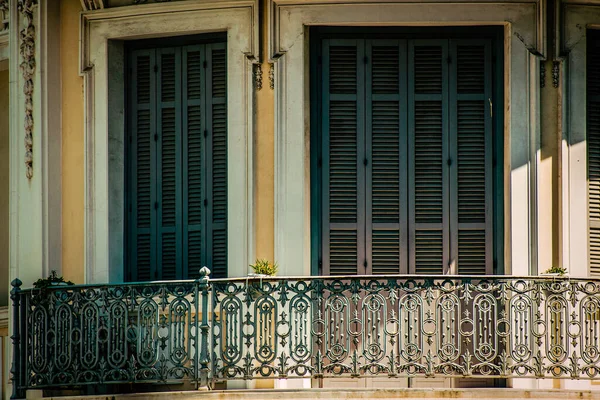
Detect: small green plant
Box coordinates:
(543, 266, 568, 276)
(249, 259, 278, 276)
(33, 270, 74, 289)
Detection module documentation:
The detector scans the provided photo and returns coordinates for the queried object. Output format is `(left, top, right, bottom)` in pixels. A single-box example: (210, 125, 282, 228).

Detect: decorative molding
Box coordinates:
(80, 0, 104, 11)
(267, 0, 546, 60)
(540, 61, 545, 88)
(18, 0, 37, 180)
(254, 63, 262, 90)
(269, 62, 274, 90)
(134, 0, 171, 4)
(552, 61, 559, 88)
(0, 0, 8, 33)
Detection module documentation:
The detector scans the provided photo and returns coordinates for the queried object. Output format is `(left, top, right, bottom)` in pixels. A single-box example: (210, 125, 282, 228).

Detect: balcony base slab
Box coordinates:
(41, 388, 600, 400)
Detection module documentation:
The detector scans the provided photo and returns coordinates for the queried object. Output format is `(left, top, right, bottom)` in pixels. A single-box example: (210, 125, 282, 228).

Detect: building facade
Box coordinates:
(2, 0, 600, 398)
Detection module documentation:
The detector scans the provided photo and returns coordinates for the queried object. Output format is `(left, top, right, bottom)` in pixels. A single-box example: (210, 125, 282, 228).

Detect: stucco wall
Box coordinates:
(0, 68, 8, 307)
(60, 0, 85, 284)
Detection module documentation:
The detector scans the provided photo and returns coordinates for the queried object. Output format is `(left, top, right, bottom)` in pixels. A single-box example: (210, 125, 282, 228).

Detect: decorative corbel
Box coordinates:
(552, 61, 560, 88)
(254, 63, 263, 91)
(18, 0, 37, 180)
(0, 0, 8, 33)
(80, 0, 104, 11)
(269, 62, 274, 90)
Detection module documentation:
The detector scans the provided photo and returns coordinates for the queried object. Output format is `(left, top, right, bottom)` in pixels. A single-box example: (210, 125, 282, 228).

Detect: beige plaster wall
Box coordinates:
(0, 68, 8, 307)
(255, 0, 275, 265)
(60, 0, 85, 284)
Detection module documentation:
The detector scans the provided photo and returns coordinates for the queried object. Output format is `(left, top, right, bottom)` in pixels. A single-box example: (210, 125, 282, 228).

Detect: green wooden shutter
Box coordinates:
(408, 40, 449, 275)
(321, 39, 365, 275)
(129, 49, 157, 281)
(449, 40, 493, 275)
(128, 41, 227, 281)
(588, 31, 600, 275)
(207, 43, 228, 279)
(156, 47, 183, 280)
(182, 45, 206, 280)
(366, 40, 408, 275)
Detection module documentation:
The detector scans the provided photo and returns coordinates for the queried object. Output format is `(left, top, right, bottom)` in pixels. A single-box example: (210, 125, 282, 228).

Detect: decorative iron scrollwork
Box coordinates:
(12, 275, 600, 393)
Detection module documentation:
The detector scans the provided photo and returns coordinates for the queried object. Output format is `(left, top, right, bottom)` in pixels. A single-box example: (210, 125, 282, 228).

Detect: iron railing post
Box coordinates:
(198, 267, 211, 389)
(10, 279, 24, 400)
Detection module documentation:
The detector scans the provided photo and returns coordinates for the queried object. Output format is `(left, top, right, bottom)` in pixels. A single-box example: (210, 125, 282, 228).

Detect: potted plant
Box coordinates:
(33, 270, 74, 290)
(540, 266, 568, 277)
(247, 259, 278, 299)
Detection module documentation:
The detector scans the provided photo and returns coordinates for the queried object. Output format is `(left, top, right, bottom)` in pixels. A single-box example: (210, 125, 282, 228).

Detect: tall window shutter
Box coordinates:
(449, 40, 493, 275)
(128, 41, 227, 281)
(156, 48, 183, 280)
(588, 30, 600, 275)
(317, 34, 496, 277)
(366, 40, 407, 275)
(182, 45, 206, 280)
(129, 50, 156, 281)
(208, 43, 228, 279)
(322, 40, 365, 275)
(408, 40, 449, 275)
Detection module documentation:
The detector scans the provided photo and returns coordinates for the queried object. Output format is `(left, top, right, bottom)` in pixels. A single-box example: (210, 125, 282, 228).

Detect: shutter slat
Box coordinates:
(458, 230, 486, 275)
(210, 45, 228, 278)
(330, 46, 358, 94)
(415, 101, 443, 223)
(415, 230, 443, 274)
(330, 230, 358, 275)
(187, 51, 202, 100)
(137, 109, 152, 228)
(187, 105, 203, 225)
(161, 107, 177, 226)
(414, 46, 443, 94)
(137, 234, 152, 281)
(589, 30, 600, 275)
(330, 101, 358, 222)
(457, 101, 486, 223)
(372, 101, 400, 222)
(372, 46, 399, 94)
(457, 45, 485, 93)
(372, 230, 400, 274)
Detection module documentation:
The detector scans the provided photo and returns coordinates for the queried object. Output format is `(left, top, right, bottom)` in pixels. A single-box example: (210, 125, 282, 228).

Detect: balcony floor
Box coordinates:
(38, 388, 600, 400)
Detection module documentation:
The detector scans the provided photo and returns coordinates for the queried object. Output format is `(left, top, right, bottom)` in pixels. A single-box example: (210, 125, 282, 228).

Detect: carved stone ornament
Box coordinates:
(0, 0, 8, 33)
(18, 0, 37, 179)
(254, 63, 263, 91)
(80, 0, 104, 11)
(269, 63, 274, 90)
(552, 61, 560, 88)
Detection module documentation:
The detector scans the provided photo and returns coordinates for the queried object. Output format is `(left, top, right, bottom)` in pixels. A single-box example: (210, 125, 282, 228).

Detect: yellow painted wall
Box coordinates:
(254, 0, 275, 264)
(60, 0, 85, 284)
(0, 68, 8, 306)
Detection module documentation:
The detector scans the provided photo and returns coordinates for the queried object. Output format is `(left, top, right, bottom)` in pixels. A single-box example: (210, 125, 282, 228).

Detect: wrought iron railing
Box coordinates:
(11, 272, 600, 398)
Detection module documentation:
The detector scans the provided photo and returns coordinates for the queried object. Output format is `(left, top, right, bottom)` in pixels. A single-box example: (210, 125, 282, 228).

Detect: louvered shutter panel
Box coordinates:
(449, 40, 493, 275)
(322, 39, 365, 275)
(129, 50, 157, 281)
(366, 40, 407, 275)
(182, 46, 206, 279)
(588, 31, 600, 275)
(408, 40, 449, 275)
(207, 43, 228, 279)
(128, 41, 227, 282)
(156, 48, 183, 280)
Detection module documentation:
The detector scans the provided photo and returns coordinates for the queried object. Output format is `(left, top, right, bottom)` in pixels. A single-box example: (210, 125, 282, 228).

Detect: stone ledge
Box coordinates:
(45, 388, 600, 400)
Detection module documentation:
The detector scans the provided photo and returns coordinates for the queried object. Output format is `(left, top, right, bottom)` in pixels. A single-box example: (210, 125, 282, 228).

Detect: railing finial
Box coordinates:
(199, 266, 211, 280)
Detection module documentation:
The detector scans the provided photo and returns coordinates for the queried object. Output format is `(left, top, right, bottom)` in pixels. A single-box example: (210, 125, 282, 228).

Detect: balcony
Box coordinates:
(8, 271, 600, 398)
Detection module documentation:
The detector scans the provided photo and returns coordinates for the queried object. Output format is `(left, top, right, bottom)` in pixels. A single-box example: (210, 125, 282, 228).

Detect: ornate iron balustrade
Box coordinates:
(11, 273, 600, 398)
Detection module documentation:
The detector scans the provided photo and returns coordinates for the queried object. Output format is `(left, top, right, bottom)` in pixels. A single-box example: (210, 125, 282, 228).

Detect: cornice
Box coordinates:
(268, 0, 546, 60)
